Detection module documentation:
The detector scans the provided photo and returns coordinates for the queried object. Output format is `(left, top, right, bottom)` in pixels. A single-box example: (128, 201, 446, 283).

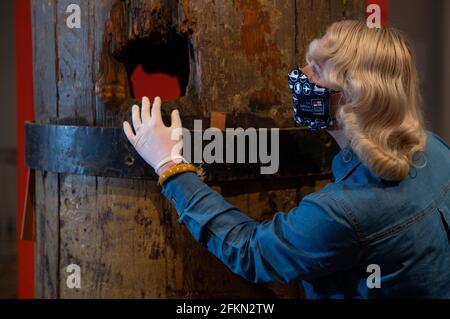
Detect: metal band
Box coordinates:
(25, 121, 338, 181)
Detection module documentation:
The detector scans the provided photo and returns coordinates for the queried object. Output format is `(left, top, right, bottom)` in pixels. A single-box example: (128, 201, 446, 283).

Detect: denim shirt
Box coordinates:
(162, 131, 450, 298)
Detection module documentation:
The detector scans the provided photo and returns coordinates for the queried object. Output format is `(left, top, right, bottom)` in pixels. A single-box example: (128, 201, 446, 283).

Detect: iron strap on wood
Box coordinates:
(25, 121, 339, 182)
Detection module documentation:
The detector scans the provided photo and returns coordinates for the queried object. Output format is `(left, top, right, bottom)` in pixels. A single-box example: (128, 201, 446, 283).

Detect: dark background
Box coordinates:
(0, 0, 17, 299)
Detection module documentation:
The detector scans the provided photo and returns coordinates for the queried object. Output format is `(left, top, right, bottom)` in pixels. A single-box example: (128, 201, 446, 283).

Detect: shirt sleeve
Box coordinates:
(161, 171, 360, 284)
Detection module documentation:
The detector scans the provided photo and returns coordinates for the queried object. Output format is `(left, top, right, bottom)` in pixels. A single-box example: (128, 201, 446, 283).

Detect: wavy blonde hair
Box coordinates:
(306, 20, 428, 181)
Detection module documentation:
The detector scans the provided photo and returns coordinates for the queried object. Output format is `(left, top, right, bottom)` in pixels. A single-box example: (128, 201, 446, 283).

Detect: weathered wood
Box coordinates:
(32, 0, 59, 299)
(297, 0, 366, 62)
(53, 0, 96, 298)
(34, 171, 59, 298)
(32, 0, 365, 299)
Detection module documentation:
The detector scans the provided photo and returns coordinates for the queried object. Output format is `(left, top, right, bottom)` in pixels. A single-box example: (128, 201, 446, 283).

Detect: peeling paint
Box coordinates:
(235, 0, 283, 71)
(235, 0, 284, 112)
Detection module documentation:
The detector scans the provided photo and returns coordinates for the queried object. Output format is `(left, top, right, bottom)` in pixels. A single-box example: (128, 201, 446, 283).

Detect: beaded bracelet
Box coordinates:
(154, 155, 187, 174)
(158, 163, 198, 187)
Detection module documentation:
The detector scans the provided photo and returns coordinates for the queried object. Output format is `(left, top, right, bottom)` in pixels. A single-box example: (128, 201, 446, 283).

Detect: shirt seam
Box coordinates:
(307, 191, 365, 247)
(334, 162, 362, 183)
(360, 181, 450, 244)
(324, 180, 450, 245)
(164, 176, 209, 215)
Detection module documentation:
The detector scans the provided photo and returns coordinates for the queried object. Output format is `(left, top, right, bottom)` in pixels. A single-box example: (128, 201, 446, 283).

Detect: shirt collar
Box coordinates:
(331, 142, 362, 183)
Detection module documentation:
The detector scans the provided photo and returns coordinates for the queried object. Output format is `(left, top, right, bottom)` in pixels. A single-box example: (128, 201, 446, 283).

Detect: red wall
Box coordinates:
(131, 65, 181, 102)
(16, 0, 34, 299)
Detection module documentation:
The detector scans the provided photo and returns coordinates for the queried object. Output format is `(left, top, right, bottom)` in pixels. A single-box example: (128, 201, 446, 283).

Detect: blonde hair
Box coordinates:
(306, 20, 428, 181)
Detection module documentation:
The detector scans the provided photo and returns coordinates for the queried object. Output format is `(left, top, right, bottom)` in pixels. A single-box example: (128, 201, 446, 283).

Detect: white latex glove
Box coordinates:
(123, 96, 184, 175)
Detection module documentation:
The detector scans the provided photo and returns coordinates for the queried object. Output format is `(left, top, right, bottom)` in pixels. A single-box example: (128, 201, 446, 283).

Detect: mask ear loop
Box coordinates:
(300, 65, 315, 81)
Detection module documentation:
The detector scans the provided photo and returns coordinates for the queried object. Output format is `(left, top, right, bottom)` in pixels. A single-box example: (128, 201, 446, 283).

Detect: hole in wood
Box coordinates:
(118, 32, 190, 101)
(124, 155, 135, 166)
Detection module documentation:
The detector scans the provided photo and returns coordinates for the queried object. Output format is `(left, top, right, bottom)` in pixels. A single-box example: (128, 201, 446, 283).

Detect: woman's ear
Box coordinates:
(302, 63, 329, 87)
(300, 64, 314, 79)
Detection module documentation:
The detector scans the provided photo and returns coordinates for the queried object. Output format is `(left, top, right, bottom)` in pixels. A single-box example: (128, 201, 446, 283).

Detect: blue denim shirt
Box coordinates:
(162, 131, 450, 298)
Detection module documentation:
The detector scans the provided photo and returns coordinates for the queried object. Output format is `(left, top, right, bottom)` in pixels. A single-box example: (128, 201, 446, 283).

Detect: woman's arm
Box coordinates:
(162, 171, 360, 284)
(122, 96, 360, 283)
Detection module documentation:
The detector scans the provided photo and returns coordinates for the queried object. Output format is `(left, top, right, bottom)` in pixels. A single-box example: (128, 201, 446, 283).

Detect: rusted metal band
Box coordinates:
(25, 121, 338, 181)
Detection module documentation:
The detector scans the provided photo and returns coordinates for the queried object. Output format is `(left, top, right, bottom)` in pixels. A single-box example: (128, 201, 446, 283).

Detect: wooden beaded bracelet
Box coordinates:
(158, 163, 198, 187)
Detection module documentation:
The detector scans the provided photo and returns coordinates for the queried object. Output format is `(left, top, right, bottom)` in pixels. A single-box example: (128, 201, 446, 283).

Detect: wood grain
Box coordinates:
(32, 0, 59, 299)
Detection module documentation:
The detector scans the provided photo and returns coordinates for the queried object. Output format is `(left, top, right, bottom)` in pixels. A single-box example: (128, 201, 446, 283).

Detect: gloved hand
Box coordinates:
(123, 96, 184, 176)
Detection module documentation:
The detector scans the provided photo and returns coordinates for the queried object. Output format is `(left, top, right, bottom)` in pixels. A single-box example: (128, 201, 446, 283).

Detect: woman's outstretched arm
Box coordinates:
(162, 171, 360, 284)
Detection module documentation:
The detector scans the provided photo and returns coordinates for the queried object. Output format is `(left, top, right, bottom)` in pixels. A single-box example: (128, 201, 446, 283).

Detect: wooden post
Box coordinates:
(32, 0, 365, 298)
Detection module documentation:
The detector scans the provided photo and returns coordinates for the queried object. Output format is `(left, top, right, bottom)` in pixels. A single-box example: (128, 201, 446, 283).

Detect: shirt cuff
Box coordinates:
(161, 171, 207, 215)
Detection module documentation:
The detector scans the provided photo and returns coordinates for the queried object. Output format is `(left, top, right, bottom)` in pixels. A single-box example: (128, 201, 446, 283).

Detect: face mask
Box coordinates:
(288, 65, 340, 130)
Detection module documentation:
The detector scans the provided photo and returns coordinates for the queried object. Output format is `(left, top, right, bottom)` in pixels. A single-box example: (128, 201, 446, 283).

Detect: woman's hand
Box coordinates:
(123, 96, 184, 175)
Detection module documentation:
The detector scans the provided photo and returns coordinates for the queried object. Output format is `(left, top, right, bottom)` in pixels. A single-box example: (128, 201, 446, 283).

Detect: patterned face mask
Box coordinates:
(288, 65, 341, 130)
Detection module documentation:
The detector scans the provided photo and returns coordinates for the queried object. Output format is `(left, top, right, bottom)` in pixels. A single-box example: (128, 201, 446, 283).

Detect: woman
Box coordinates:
(123, 20, 450, 298)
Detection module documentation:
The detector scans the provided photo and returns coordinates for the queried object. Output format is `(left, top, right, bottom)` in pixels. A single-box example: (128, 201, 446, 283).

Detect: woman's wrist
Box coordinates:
(156, 160, 178, 176)
(158, 163, 198, 187)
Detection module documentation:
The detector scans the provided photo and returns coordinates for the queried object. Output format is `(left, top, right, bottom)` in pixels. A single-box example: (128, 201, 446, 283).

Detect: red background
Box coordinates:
(16, 0, 35, 299)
